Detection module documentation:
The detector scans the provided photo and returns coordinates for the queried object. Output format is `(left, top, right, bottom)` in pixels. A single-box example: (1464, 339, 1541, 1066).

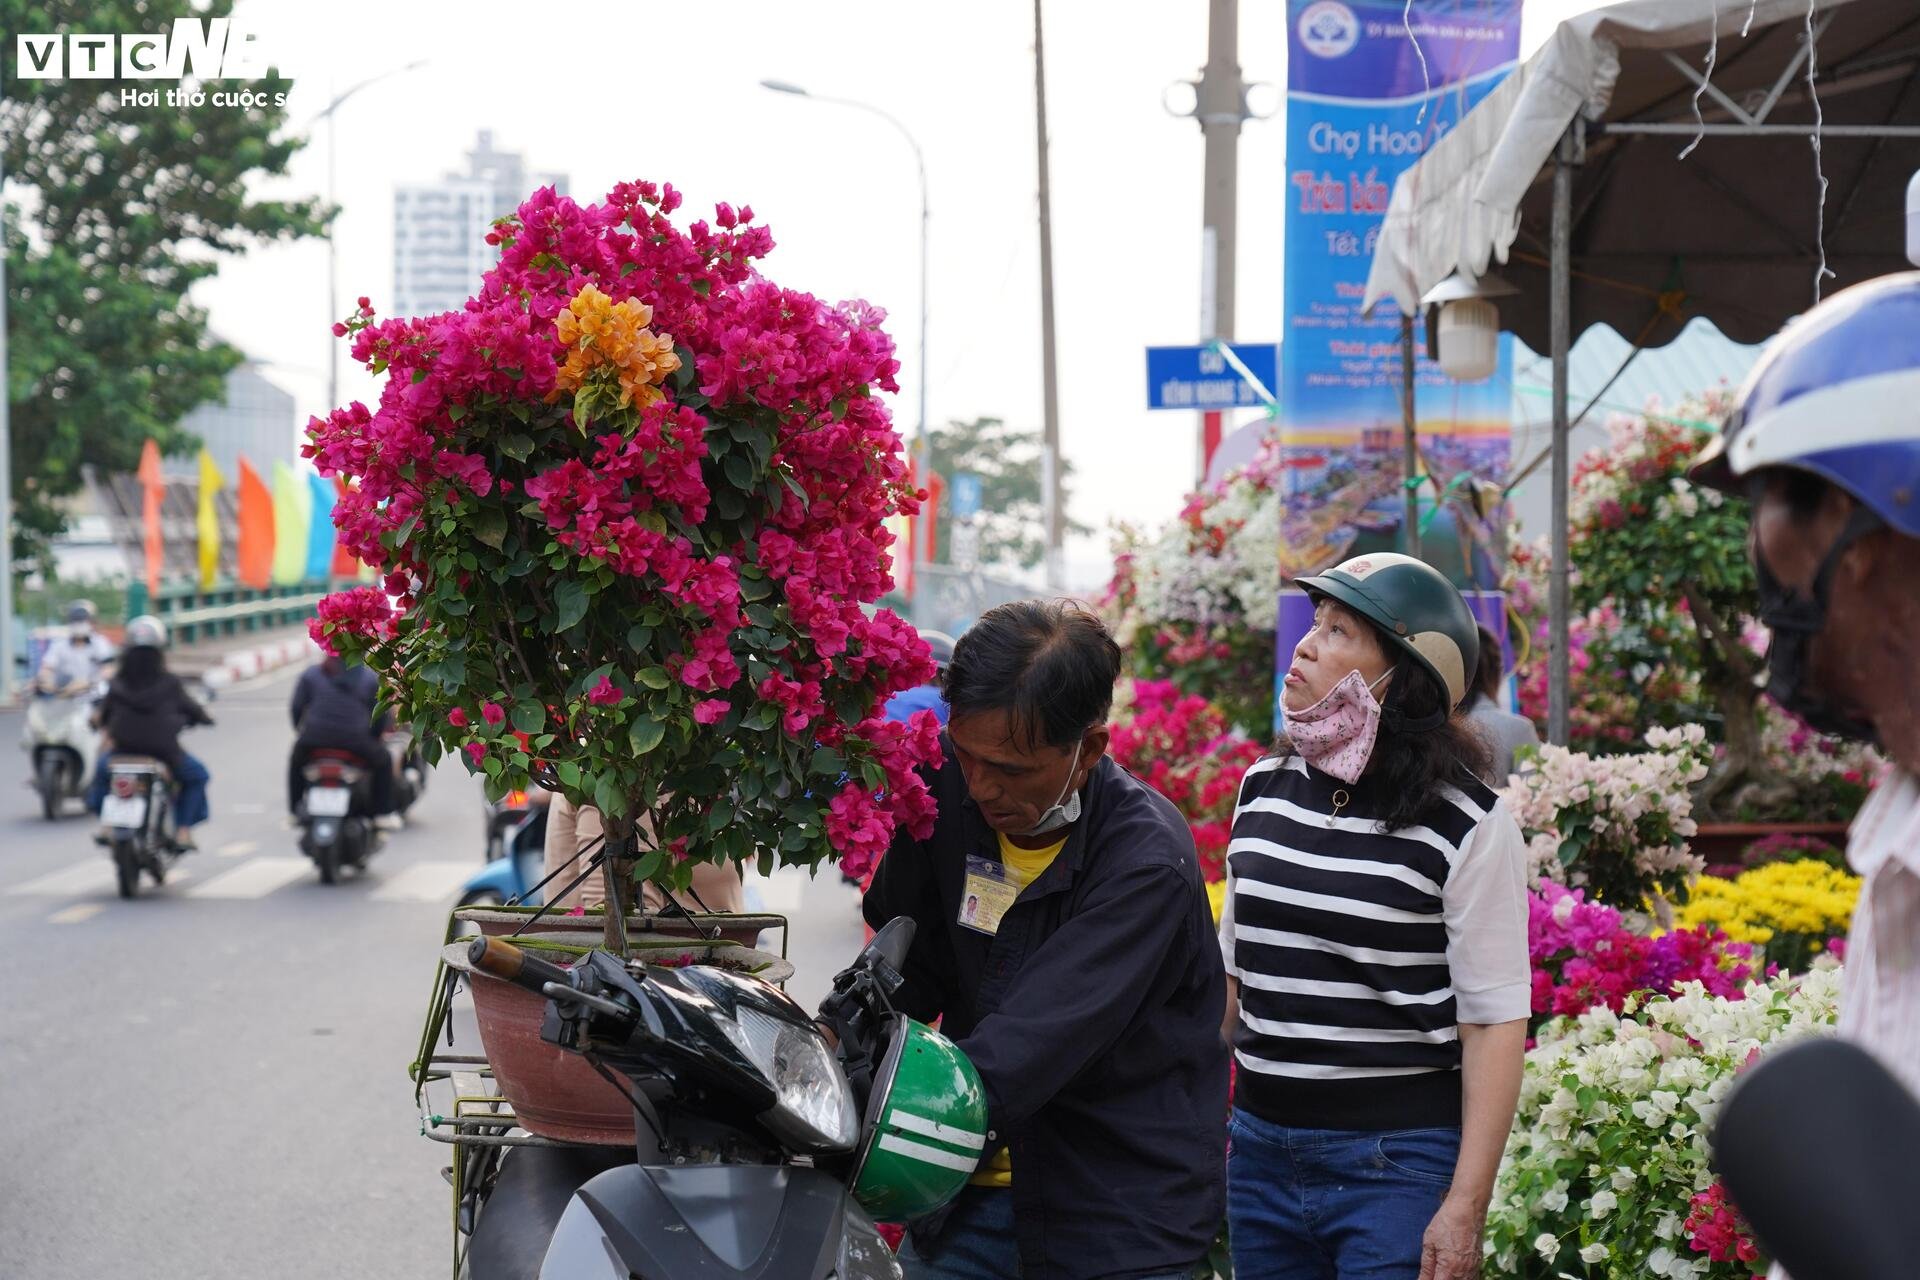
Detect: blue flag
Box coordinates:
(306, 473, 338, 581)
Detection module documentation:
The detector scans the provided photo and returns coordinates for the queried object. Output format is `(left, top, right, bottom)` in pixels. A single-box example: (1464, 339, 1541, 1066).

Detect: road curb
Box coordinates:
(200, 635, 319, 690)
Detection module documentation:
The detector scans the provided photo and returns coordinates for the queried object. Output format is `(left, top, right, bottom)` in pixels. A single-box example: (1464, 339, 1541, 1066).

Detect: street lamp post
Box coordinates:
(308, 61, 426, 413)
(759, 79, 932, 586)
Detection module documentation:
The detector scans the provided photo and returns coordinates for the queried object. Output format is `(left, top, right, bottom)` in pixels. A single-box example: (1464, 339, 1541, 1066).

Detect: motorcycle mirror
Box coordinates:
(862, 916, 916, 976)
(1714, 1038, 1920, 1280)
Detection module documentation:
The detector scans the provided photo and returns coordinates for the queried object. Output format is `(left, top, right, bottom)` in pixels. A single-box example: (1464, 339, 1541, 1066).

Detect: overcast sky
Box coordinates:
(196, 0, 1603, 590)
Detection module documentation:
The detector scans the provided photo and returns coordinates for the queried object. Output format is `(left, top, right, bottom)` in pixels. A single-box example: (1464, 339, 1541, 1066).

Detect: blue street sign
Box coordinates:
(1145, 343, 1278, 410)
(950, 473, 984, 520)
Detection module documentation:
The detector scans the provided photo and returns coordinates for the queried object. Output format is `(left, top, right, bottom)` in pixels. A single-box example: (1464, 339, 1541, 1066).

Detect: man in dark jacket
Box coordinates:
(288, 655, 395, 816)
(88, 615, 212, 848)
(865, 600, 1228, 1280)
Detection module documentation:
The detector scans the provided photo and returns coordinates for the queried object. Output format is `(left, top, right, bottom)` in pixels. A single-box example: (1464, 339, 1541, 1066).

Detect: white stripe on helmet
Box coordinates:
(1733, 367, 1920, 478)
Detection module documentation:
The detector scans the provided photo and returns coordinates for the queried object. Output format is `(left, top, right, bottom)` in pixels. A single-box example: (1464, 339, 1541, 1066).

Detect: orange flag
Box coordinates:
(235, 456, 275, 590)
(136, 439, 165, 597)
(330, 476, 359, 578)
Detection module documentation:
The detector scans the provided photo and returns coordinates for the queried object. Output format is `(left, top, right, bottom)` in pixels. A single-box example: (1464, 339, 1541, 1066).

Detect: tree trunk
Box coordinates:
(1684, 587, 1797, 822)
(600, 811, 636, 953)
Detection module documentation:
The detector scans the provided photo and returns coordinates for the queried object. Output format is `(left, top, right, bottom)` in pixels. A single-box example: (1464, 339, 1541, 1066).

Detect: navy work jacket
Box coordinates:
(864, 750, 1228, 1280)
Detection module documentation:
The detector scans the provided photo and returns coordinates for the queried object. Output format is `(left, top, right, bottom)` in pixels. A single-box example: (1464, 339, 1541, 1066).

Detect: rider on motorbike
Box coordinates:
(35, 600, 115, 693)
(287, 653, 397, 818)
(86, 616, 212, 849)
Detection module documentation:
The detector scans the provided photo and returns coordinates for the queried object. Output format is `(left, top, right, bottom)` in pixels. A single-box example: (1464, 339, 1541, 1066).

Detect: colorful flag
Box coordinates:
(306, 473, 337, 581)
(235, 456, 275, 590)
(271, 463, 310, 585)
(136, 439, 165, 598)
(196, 449, 225, 591)
(330, 476, 358, 578)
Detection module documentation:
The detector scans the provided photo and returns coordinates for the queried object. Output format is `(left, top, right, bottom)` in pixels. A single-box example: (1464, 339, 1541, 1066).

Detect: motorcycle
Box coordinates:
(482, 787, 534, 860)
(457, 916, 986, 1280)
(22, 680, 103, 820)
(296, 749, 383, 884)
(389, 729, 428, 820)
(457, 803, 550, 908)
(98, 757, 180, 899)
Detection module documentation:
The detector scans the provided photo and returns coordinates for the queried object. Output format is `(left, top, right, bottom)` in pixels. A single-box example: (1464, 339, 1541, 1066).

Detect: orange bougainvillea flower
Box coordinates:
(552, 282, 683, 410)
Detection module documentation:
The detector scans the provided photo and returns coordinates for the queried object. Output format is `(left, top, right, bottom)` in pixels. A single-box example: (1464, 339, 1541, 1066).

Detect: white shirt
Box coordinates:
(1836, 767, 1920, 1097)
(36, 634, 115, 690)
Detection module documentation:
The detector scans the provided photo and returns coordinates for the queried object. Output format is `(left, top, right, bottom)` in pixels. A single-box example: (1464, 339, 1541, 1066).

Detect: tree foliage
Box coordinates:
(0, 0, 326, 578)
(924, 415, 1089, 570)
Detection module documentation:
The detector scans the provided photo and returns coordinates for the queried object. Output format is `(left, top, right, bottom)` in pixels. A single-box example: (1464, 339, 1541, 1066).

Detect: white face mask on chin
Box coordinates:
(1017, 741, 1084, 837)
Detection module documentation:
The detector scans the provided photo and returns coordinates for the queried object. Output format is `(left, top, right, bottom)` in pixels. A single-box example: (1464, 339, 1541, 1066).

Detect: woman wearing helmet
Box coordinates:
(1689, 272, 1920, 1129)
(1218, 554, 1529, 1280)
(86, 616, 214, 849)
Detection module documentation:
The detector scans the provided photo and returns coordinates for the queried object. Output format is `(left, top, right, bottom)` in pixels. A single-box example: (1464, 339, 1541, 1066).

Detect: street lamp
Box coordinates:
(308, 60, 427, 412)
(759, 78, 932, 584)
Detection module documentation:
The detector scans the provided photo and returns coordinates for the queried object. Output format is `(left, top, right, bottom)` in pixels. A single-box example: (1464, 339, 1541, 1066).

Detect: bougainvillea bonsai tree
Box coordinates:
(306, 182, 942, 943)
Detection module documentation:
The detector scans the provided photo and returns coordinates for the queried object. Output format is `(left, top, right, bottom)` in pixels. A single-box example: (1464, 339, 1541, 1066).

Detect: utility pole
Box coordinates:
(1035, 0, 1065, 591)
(0, 143, 13, 703)
(1195, 0, 1248, 482)
(1401, 314, 1421, 559)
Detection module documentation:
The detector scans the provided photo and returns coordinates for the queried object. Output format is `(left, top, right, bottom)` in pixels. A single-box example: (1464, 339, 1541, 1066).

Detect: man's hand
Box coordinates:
(1418, 1194, 1487, 1280)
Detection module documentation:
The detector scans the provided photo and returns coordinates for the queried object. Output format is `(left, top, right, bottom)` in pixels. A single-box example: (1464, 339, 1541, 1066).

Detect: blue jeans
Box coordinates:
(1226, 1108, 1460, 1280)
(87, 751, 211, 829)
(898, 1186, 1203, 1279)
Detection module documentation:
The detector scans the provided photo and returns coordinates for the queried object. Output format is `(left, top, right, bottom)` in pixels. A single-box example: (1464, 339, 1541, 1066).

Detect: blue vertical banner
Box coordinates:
(1273, 1, 1523, 723)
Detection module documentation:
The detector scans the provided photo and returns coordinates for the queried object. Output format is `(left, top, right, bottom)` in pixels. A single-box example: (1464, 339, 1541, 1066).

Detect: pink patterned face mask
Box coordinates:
(1282, 668, 1391, 785)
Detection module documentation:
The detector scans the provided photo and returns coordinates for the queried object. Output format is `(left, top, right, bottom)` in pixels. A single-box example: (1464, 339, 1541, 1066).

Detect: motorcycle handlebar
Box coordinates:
(467, 936, 572, 998)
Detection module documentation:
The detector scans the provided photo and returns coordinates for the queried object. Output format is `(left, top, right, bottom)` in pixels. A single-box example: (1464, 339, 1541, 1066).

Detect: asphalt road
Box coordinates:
(0, 661, 867, 1279)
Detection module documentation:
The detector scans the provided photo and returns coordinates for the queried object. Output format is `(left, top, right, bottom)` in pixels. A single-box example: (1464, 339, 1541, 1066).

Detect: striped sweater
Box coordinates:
(1218, 753, 1530, 1130)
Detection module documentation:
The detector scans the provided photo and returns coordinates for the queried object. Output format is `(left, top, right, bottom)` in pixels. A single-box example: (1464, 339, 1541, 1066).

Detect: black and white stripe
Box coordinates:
(1224, 753, 1502, 1128)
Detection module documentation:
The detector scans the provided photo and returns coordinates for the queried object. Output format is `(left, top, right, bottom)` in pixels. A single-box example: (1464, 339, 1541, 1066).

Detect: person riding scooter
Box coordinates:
(87, 615, 212, 850)
(288, 653, 396, 819)
(35, 600, 115, 693)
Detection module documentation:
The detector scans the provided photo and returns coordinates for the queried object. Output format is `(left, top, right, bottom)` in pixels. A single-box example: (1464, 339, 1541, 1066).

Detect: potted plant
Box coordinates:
(315, 182, 944, 1134)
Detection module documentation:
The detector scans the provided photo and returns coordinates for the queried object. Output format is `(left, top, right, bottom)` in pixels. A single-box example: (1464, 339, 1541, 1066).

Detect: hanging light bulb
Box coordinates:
(1421, 271, 1519, 384)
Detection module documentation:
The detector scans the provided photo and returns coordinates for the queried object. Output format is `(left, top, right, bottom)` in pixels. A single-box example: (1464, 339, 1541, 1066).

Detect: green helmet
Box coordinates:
(848, 1015, 990, 1222)
(1295, 553, 1480, 709)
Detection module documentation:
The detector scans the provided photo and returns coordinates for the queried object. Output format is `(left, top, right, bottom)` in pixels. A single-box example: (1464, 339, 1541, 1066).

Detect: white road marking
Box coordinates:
(231, 803, 267, 815)
(369, 861, 476, 904)
(217, 840, 259, 858)
(8, 860, 116, 897)
(187, 856, 313, 899)
(48, 903, 104, 925)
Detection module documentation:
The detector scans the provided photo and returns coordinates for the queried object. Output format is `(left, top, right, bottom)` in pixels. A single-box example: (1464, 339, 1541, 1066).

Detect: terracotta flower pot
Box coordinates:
(445, 935, 795, 1144)
(453, 905, 784, 949)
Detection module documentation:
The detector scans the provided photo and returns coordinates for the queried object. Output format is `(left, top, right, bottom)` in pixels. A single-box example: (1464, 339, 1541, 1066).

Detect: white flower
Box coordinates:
(1580, 1243, 1609, 1264)
(1649, 1246, 1679, 1275)
(1533, 1233, 1560, 1262)
(1611, 1166, 1639, 1192)
(1539, 1186, 1570, 1214)
(1589, 1189, 1617, 1218)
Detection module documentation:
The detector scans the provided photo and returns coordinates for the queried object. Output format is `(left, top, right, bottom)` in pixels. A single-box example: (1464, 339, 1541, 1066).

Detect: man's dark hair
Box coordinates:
(944, 599, 1122, 751)
(1474, 624, 1504, 700)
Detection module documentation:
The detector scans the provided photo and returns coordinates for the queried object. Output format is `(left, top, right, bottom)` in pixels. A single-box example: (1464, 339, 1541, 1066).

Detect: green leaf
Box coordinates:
(471, 506, 509, 550)
(556, 760, 582, 788)
(633, 847, 666, 881)
(511, 702, 545, 735)
(447, 402, 468, 422)
(723, 452, 753, 490)
(808, 746, 844, 778)
(744, 704, 779, 732)
(593, 772, 626, 818)
(498, 432, 535, 462)
(482, 753, 503, 778)
(738, 571, 772, 603)
(691, 278, 711, 297)
(636, 666, 671, 691)
(628, 716, 666, 756)
(626, 624, 655, 653)
(554, 578, 589, 632)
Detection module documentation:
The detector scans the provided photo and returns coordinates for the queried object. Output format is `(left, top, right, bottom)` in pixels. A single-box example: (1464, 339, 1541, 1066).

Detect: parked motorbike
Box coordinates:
(296, 749, 382, 884)
(457, 804, 550, 908)
(98, 757, 180, 899)
(458, 916, 986, 1280)
(482, 787, 534, 860)
(22, 680, 103, 820)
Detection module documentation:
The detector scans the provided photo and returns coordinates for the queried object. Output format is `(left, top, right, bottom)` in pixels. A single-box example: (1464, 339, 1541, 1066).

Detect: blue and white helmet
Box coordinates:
(1692, 271, 1920, 535)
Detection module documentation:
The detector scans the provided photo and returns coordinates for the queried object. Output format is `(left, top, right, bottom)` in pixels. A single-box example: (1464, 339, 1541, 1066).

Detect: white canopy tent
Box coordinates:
(1361, 0, 1920, 742)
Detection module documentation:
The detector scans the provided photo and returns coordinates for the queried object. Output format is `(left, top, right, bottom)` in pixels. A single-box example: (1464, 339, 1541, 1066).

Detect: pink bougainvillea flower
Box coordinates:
(463, 742, 487, 768)
(586, 675, 624, 707)
(447, 707, 470, 729)
(480, 702, 506, 728)
(692, 699, 731, 726)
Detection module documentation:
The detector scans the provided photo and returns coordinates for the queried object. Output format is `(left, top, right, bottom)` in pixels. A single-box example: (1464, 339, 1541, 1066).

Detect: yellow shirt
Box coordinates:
(970, 830, 1068, 1189)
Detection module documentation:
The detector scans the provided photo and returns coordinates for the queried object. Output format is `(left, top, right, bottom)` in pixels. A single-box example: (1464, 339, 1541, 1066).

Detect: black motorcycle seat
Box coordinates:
(466, 1145, 633, 1280)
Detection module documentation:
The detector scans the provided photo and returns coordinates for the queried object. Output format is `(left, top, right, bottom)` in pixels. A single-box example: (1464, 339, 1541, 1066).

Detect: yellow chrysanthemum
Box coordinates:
(552, 283, 682, 410)
(1207, 878, 1228, 927)
(1676, 859, 1860, 962)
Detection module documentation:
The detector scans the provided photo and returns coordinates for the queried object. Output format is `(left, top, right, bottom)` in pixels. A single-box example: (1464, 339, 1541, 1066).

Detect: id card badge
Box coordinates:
(958, 855, 1019, 936)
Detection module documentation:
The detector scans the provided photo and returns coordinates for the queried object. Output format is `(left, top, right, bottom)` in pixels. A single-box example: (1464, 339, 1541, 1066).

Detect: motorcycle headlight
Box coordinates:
(714, 1002, 860, 1153)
